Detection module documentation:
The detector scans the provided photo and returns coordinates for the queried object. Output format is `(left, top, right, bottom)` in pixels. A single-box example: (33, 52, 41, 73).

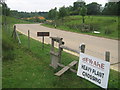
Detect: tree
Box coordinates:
(48, 7, 58, 27)
(2, 3, 10, 16)
(80, 6, 87, 23)
(102, 2, 119, 15)
(118, 1, 120, 16)
(73, 1, 86, 15)
(0, 5, 2, 15)
(73, 1, 85, 10)
(48, 7, 58, 20)
(2, 2, 10, 26)
(58, 6, 68, 21)
(86, 2, 101, 15)
(65, 5, 73, 15)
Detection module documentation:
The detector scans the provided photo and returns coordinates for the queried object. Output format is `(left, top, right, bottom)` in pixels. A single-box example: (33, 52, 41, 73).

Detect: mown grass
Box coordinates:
(43, 15, 119, 40)
(2, 16, 120, 88)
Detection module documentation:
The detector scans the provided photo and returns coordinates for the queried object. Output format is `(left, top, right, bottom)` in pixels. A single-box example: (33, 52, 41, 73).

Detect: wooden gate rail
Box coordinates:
(57, 63, 77, 73)
(55, 61, 78, 76)
(50, 37, 84, 76)
(60, 45, 79, 54)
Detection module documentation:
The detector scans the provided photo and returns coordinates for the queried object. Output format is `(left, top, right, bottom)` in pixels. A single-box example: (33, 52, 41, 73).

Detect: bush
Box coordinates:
(2, 31, 15, 61)
(104, 27, 113, 35)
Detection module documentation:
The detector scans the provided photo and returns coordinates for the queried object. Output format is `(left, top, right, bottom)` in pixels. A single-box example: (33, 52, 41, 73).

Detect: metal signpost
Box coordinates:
(37, 32, 49, 50)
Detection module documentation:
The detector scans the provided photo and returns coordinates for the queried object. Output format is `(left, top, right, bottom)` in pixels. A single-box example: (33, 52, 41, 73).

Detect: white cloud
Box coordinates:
(108, 0, 120, 2)
(6, 0, 108, 12)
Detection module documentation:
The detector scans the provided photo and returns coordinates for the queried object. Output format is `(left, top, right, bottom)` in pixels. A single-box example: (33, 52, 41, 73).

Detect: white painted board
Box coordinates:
(77, 53, 110, 88)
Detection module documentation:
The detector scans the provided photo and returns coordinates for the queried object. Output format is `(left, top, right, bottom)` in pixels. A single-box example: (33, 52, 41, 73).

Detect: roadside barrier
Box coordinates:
(49, 37, 111, 76)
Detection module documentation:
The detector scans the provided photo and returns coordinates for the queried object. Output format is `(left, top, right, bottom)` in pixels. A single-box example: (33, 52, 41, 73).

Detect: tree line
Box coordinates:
(1, 1, 119, 20)
(48, 1, 120, 20)
(1, 2, 48, 19)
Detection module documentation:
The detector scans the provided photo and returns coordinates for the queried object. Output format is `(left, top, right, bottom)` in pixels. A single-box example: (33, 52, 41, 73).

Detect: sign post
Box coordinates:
(37, 32, 49, 50)
(77, 53, 110, 88)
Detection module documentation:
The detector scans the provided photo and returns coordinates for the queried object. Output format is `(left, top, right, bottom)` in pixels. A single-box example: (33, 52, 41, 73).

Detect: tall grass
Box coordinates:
(2, 30, 15, 60)
(2, 16, 33, 61)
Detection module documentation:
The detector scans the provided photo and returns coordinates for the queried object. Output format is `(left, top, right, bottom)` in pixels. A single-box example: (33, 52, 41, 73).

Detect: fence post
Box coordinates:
(42, 36, 44, 50)
(105, 51, 110, 62)
(12, 25, 17, 39)
(76, 43, 85, 69)
(51, 38, 54, 52)
(80, 43, 85, 53)
(50, 37, 64, 69)
(28, 30, 30, 49)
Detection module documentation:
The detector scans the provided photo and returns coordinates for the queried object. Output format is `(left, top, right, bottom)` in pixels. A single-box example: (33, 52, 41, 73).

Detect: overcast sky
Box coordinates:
(6, 0, 109, 12)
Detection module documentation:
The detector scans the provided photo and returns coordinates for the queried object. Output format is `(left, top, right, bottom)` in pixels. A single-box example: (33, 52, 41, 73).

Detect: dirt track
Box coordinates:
(16, 24, 119, 71)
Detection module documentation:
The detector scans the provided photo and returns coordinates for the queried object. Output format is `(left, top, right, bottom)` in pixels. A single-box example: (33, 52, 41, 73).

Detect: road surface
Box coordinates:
(16, 24, 119, 71)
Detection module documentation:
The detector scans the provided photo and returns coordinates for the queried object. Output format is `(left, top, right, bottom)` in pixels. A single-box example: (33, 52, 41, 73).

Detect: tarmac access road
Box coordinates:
(16, 24, 119, 72)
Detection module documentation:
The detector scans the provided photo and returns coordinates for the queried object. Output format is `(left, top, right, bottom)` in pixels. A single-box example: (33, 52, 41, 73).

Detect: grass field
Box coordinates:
(2, 16, 120, 88)
(43, 15, 119, 40)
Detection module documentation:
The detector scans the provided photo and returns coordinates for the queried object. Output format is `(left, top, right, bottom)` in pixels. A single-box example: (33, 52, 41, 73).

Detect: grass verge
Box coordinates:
(42, 15, 119, 40)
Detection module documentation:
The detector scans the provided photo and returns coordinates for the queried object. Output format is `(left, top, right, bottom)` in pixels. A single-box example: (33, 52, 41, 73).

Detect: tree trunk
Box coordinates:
(82, 16, 85, 23)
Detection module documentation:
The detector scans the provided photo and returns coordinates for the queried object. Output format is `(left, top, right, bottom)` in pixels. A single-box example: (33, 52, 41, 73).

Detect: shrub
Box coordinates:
(104, 27, 113, 35)
(2, 31, 15, 61)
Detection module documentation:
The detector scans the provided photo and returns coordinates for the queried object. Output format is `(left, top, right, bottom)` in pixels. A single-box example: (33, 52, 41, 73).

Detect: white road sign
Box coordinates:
(77, 53, 110, 88)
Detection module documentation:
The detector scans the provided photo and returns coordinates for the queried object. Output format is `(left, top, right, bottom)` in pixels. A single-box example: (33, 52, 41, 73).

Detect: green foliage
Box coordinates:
(80, 6, 87, 16)
(47, 1, 119, 17)
(80, 6, 87, 23)
(86, 2, 101, 15)
(73, 1, 86, 10)
(48, 7, 58, 20)
(10, 10, 48, 19)
(65, 6, 74, 15)
(102, 2, 119, 15)
(2, 3, 10, 16)
(73, 1, 86, 15)
(59, 6, 68, 20)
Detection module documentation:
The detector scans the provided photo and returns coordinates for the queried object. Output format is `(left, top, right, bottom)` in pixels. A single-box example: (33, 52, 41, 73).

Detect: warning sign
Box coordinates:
(77, 53, 110, 88)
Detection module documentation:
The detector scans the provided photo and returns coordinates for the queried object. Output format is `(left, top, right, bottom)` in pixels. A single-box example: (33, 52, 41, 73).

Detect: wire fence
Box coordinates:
(15, 26, 119, 66)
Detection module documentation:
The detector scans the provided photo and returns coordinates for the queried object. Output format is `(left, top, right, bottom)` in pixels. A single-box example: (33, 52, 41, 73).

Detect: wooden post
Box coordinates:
(13, 25, 17, 39)
(80, 43, 85, 53)
(105, 51, 110, 62)
(42, 36, 44, 50)
(50, 37, 64, 69)
(51, 38, 54, 52)
(58, 38, 63, 63)
(28, 30, 30, 49)
(12, 25, 21, 44)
